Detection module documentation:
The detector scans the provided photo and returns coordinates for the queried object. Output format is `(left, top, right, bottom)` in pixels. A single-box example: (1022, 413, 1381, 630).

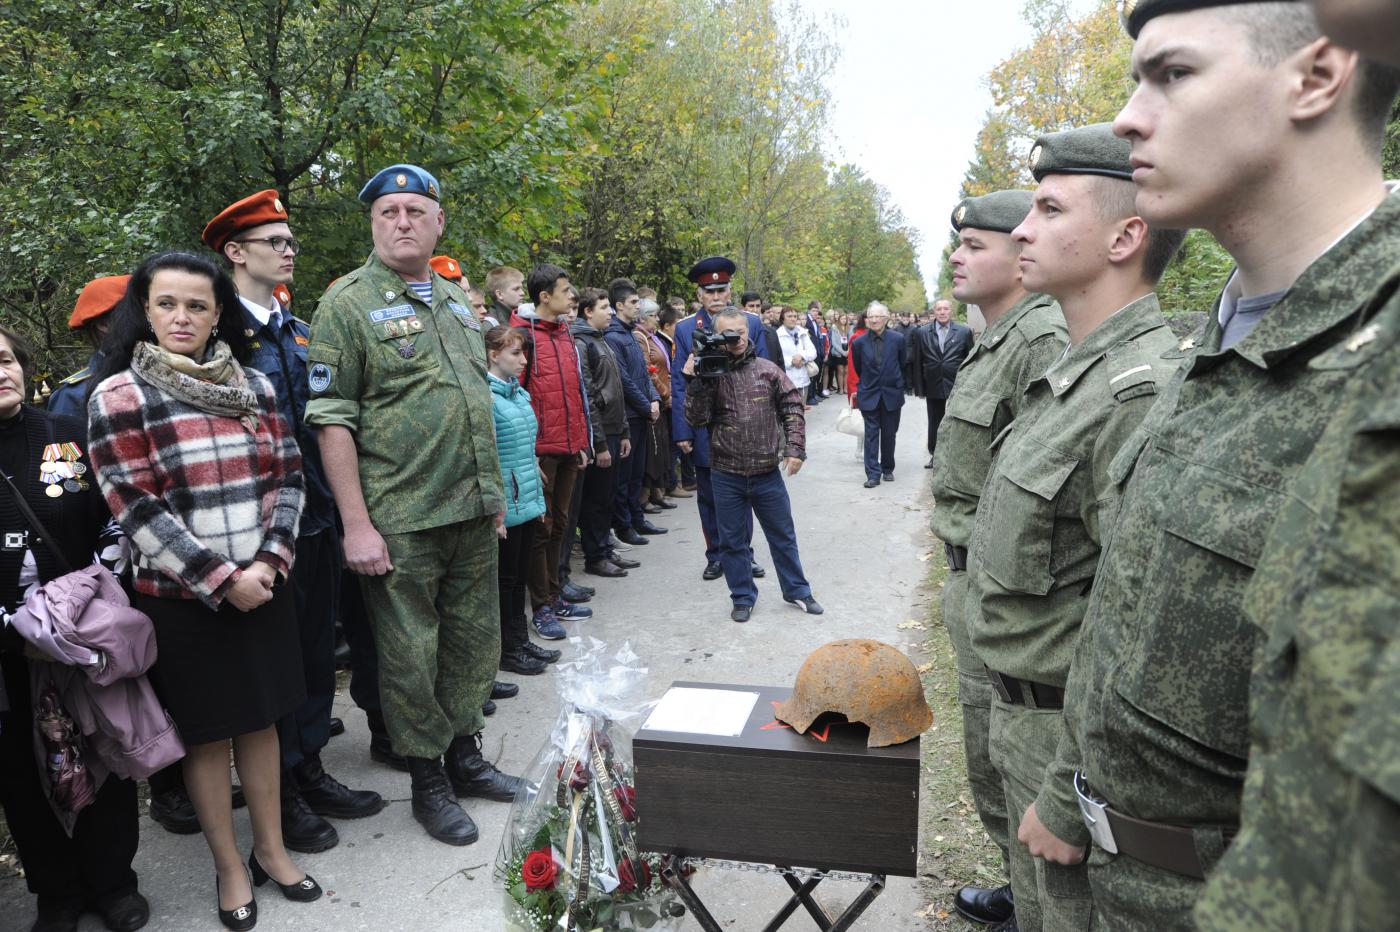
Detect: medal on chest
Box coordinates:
(39, 442, 88, 497)
(397, 338, 417, 359)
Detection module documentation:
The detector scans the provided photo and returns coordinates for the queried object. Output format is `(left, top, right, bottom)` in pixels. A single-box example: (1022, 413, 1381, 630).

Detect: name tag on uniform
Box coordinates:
(448, 303, 482, 330)
(369, 304, 415, 324)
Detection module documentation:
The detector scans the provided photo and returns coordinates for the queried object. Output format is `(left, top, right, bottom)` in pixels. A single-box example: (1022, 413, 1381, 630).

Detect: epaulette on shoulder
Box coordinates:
(1015, 299, 1067, 342)
(58, 367, 92, 386)
(1105, 340, 1165, 403)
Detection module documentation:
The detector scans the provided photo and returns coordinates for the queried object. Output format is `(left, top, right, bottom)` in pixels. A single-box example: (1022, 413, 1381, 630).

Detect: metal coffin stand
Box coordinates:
(634, 682, 920, 931)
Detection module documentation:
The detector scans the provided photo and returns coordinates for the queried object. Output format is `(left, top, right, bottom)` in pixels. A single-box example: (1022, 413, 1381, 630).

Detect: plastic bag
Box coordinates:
(497, 638, 685, 931)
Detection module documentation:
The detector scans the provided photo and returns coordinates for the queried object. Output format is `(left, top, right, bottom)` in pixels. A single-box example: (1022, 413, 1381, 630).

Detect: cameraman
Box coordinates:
(682, 307, 823, 623)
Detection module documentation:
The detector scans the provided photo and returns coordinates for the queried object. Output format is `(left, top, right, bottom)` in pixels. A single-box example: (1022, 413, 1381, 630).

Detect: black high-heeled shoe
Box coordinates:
(216, 871, 257, 931)
(248, 850, 323, 903)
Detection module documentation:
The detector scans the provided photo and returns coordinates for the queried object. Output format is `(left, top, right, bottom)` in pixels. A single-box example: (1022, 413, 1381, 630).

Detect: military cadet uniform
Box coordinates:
(930, 190, 1067, 897)
(964, 123, 1180, 932)
(1194, 277, 1400, 929)
(203, 189, 382, 854)
(46, 275, 130, 419)
(303, 171, 505, 769)
(1046, 122, 1400, 931)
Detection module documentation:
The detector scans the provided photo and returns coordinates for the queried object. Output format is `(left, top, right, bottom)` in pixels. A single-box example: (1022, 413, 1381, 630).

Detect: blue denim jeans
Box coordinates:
(711, 468, 811, 607)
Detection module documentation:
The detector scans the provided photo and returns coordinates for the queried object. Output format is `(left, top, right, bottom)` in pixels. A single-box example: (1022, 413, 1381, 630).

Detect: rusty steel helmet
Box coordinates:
(775, 639, 933, 747)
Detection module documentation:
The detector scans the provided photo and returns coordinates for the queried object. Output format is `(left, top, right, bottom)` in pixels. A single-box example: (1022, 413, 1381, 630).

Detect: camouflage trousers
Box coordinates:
(359, 516, 500, 759)
(988, 701, 1094, 932)
(942, 568, 1011, 871)
(1085, 846, 1204, 931)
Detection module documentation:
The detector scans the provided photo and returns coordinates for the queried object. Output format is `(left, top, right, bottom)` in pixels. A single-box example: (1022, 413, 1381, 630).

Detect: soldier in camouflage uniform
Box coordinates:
(932, 188, 1066, 927)
(1024, 3, 1400, 927)
(1194, 276, 1400, 930)
(304, 163, 522, 847)
(965, 124, 1184, 932)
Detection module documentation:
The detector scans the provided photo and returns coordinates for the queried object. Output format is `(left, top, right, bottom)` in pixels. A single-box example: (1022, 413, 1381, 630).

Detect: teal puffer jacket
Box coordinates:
(489, 373, 546, 528)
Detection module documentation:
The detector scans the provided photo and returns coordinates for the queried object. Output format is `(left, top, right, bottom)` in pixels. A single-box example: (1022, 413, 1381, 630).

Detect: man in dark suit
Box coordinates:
(911, 298, 974, 468)
(802, 301, 828, 403)
(850, 301, 907, 487)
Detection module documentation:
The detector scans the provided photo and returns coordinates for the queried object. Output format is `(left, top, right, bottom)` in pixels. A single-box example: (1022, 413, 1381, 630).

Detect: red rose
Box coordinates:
(522, 848, 558, 891)
(617, 856, 652, 894)
(613, 784, 638, 822)
(555, 760, 590, 790)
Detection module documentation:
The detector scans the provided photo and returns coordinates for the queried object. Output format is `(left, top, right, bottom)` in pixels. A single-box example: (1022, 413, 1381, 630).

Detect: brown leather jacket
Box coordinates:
(683, 348, 805, 476)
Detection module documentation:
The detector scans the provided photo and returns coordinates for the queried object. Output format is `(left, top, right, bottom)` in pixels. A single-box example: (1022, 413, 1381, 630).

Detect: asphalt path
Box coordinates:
(0, 389, 939, 932)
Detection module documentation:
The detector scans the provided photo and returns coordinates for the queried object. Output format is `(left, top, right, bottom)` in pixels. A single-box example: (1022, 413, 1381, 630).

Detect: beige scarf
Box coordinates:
(132, 340, 260, 431)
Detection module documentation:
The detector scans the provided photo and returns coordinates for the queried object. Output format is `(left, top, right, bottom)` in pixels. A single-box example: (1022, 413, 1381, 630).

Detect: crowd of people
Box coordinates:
(0, 158, 937, 931)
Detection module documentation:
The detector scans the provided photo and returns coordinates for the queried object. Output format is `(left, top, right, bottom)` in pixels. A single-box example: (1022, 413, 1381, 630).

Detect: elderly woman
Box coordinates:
(0, 325, 146, 932)
(87, 252, 318, 931)
(634, 299, 676, 511)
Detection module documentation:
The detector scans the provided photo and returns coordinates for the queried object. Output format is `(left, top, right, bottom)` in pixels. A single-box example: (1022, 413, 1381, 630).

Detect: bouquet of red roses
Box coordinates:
(497, 640, 684, 931)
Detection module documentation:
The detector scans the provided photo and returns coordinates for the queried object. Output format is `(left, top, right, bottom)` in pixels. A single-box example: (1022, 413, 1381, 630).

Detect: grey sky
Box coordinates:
(799, 0, 1040, 297)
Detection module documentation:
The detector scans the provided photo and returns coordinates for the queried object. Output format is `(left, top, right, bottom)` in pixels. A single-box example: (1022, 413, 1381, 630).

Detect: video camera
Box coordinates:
(693, 328, 742, 379)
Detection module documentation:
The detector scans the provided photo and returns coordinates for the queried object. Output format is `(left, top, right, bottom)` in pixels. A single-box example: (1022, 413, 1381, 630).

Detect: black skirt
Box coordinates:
(134, 583, 305, 746)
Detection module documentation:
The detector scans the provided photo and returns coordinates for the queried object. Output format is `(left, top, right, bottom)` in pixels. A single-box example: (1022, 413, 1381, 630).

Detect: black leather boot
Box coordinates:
(148, 785, 201, 835)
(366, 709, 408, 772)
(292, 753, 384, 819)
(954, 882, 1014, 925)
(280, 774, 339, 853)
(407, 757, 479, 846)
(446, 733, 525, 801)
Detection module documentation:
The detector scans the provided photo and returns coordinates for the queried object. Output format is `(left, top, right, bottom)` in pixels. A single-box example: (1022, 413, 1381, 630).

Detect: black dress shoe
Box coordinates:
(407, 757, 478, 846)
(752, 563, 766, 578)
(785, 596, 824, 615)
(249, 851, 322, 902)
(616, 527, 649, 545)
(882, 472, 895, 482)
(446, 733, 526, 801)
(328, 717, 345, 737)
(280, 780, 339, 853)
(482, 699, 497, 716)
(863, 478, 880, 488)
(491, 680, 520, 699)
(702, 561, 724, 581)
(95, 890, 149, 932)
(653, 498, 678, 510)
(560, 580, 593, 603)
(731, 605, 753, 623)
(954, 882, 1014, 925)
(31, 897, 82, 932)
(215, 873, 256, 931)
(608, 553, 642, 569)
(500, 647, 549, 675)
(635, 520, 668, 535)
(585, 559, 628, 577)
(149, 785, 202, 835)
(567, 579, 596, 596)
(522, 641, 562, 664)
(642, 502, 663, 514)
(292, 754, 384, 820)
(925, 458, 936, 469)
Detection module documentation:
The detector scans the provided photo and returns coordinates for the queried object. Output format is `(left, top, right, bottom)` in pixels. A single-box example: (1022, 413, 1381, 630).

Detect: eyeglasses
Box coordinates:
(236, 236, 301, 255)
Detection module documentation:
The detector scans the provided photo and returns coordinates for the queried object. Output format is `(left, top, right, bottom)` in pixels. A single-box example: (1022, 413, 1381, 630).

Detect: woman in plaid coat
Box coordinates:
(87, 252, 318, 930)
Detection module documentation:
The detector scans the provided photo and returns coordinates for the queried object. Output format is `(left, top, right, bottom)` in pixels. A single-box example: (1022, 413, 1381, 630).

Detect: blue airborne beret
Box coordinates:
(358, 164, 441, 205)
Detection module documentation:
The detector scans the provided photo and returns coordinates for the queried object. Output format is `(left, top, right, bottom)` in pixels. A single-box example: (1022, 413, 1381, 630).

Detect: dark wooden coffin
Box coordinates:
(633, 681, 920, 877)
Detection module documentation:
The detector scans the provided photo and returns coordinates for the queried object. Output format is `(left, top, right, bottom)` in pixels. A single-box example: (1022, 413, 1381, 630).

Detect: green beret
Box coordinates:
(1030, 123, 1133, 182)
(1120, 0, 1299, 39)
(951, 190, 1034, 234)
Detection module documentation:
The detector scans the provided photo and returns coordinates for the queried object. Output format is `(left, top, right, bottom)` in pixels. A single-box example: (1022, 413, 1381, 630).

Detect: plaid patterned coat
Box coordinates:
(87, 367, 304, 609)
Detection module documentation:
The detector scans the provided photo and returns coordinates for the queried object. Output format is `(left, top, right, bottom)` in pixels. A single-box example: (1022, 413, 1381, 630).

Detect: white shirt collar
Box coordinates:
(239, 293, 283, 327)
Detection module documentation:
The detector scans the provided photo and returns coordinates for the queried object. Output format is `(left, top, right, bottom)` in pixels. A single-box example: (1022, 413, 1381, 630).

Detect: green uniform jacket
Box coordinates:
(304, 253, 504, 535)
(968, 295, 1178, 831)
(929, 293, 1066, 550)
(1048, 192, 1400, 848)
(1196, 273, 1400, 931)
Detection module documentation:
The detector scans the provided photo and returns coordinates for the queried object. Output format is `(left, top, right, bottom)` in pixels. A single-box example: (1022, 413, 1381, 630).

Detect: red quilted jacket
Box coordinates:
(510, 311, 590, 455)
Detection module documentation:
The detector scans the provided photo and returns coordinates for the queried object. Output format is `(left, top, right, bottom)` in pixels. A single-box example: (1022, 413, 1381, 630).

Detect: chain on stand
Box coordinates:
(676, 856, 874, 884)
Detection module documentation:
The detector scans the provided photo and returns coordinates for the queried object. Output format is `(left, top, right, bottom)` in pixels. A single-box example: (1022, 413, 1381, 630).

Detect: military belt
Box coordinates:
(985, 668, 1064, 710)
(1074, 772, 1236, 881)
(944, 544, 968, 572)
